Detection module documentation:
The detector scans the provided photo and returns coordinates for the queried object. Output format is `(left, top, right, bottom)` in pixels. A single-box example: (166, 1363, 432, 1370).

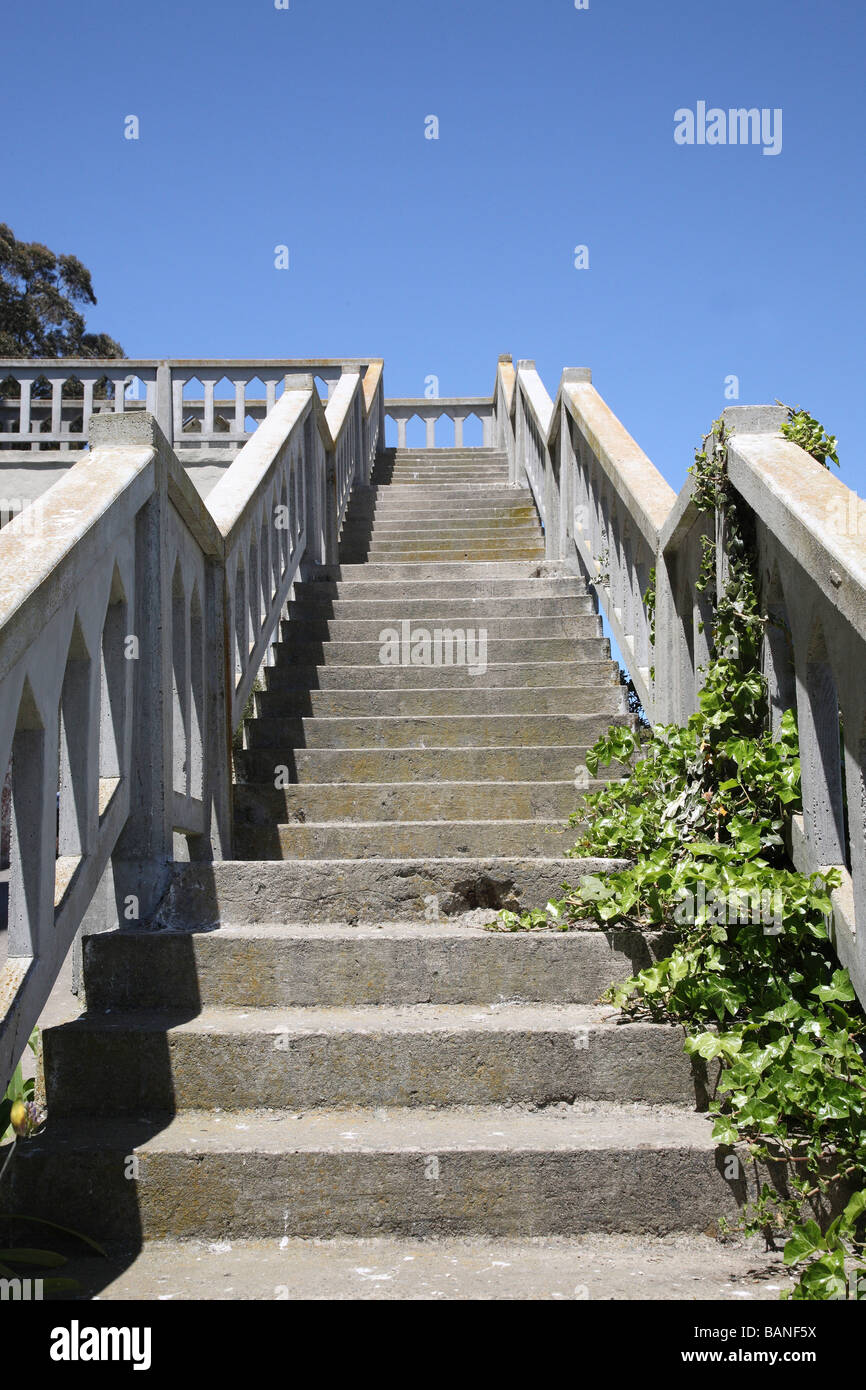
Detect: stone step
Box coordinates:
(3, 1104, 748, 1242)
(346, 503, 537, 522)
(340, 549, 547, 564)
(83, 922, 671, 1011)
(255, 684, 622, 718)
(380, 474, 511, 485)
(44, 1005, 698, 1116)
(279, 615, 602, 643)
(234, 818, 577, 860)
(234, 744, 621, 784)
(152, 858, 628, 925)
(285, 595, 595, 621)
(332, 562, 564, 581)
(44, 1232, 792, 1302)
(385, 450, 507, 461)
(382, 463, 509, 473)
(293, 579, 588, 601)
(232, 779, 609, 827)
(341, 523, 543, 543)
(356, 543, 546, 559)
(261, 661, 619, 691)
(244, 712, 627, 750)
(343, 502, 537, 522)
(274, 638, 611, 667)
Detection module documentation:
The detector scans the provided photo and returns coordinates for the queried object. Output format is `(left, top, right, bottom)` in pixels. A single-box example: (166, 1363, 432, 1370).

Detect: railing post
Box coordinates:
(155, 362, 173, 444)
(86, 412, 175, 929)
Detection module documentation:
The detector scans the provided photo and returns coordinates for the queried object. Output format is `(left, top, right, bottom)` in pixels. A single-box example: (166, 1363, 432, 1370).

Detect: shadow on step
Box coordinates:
(0, 926, 207, 1299)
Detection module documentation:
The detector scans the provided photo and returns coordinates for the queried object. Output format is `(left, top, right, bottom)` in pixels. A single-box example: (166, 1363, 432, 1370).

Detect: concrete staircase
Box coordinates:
(7, 448, 754, 1276)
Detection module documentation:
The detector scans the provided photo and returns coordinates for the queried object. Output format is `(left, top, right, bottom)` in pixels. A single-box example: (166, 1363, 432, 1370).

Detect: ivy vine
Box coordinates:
(492, 416, 865, 1300)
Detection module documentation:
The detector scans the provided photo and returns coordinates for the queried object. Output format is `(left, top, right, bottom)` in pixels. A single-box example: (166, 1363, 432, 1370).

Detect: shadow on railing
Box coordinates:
(0, 363, 384, 1090)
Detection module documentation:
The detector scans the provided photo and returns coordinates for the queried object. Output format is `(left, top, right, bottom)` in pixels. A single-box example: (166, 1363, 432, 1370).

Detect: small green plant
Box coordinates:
(1, 1028, 40, 1143)
(777, 402, 839, 469)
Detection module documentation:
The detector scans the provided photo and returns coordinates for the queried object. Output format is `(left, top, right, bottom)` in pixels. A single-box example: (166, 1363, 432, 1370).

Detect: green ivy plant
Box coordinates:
(490, 414, 865, 1299)
(777, 402, 839, 469)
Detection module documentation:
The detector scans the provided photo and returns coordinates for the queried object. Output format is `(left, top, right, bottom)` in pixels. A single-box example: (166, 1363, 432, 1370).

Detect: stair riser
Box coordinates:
(233, 780, 608, 825)
(235, 746, 624, 783)
(347, 507, 537, 524)
(255, 686, 622, 717)
(384, 451, 508, 460)
(155, 859, 629, 926)
(293, 580, 587, 601)
(341, 525, 543, 543)
(235, 822, 577, 859)
(341, 508, 539, 522)
(286, 597, 595, 621)
(280, 616, 601, 642)
(333, 563, 565, 580)
(84, 929, 674, 1011)
(3, 1147, 751, 1242)
(274, 639, 611, 666)
(245, 712, 628, 750)
(262, 662, 619, 691)
(46, 1023, 697, 1115)
(341, 550, 547, 564)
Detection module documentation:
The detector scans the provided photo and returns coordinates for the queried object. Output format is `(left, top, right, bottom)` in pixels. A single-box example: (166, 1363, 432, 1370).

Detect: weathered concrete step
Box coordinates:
(261, 661, 619, 691)
(355, 542, 544, 558)
(245, 712, 627, 750)
(83, 922, 674, 1011)
(345, 512, 540, 529)
(383, 465, 509, 475)
(235, 818, 577, 860)
(358, 494, 522, 505)
(233, 779, 609, 827)
(234, 744, 623, 784)
(153, 858, 628, 925)
(341, 524, 543, 543)
(44, 1006, 698, 1115)
(380, 475, 511, 486)
(4, 1104, 748, 1241)
(344, 503, 537, 523)
(375, 465, 510, 476)
(332, 562, 566, 581)
(49, 1232, 792, 1302)
(342, 549, 547, 564)
(279, 615, 601, 642)
(355, 546, 546, 561)
(274, 638, 610, 667)
(286, 595, 594, 621)
(255, 684, 622, 718)
(385, 450, 507, 461)
(349, 503, 537, 522)
(294, 578, 588, 601)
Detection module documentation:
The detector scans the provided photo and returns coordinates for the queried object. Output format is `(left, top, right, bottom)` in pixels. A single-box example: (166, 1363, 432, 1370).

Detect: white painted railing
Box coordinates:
(0, 367, 382, 1089)
(501, 356, 866, 1007)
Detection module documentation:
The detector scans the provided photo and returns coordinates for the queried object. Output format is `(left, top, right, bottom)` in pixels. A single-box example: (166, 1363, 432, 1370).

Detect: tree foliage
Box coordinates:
(0, 223, 123, 359)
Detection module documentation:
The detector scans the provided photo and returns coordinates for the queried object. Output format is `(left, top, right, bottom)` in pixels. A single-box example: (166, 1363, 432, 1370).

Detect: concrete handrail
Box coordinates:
(502, 362, 866, 1006)
(0, 358, 384, 455)
(0, 364, 382, 1090)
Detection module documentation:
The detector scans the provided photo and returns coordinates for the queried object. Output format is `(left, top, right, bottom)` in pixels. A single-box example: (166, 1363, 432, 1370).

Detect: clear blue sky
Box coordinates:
(2, 0, 864, 493)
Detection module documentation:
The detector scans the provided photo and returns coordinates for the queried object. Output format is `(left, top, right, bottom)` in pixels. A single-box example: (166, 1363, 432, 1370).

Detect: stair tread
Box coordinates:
(31, 1101, 717, 1153)
(61, 1002, 629, 1033)
(100, 920, 610, 940)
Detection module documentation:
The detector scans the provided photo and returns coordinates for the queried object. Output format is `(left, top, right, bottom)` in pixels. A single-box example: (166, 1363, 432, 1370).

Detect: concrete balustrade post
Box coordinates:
(85, 413, 188, 930)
